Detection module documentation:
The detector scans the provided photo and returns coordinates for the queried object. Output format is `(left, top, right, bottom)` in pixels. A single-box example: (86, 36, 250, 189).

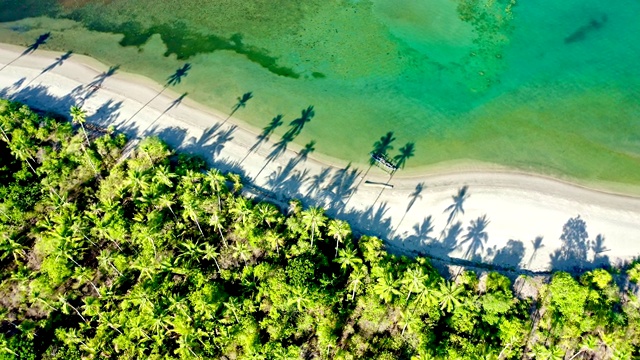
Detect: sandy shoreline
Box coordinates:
(1, 43, 639, 273)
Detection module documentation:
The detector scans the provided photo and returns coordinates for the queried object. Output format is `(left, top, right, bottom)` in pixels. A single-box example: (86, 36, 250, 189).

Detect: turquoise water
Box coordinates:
(0, 0, 639, 183)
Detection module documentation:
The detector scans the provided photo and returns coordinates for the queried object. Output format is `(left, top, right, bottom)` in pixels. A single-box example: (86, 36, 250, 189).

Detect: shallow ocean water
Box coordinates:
(0, 0, 638, 183)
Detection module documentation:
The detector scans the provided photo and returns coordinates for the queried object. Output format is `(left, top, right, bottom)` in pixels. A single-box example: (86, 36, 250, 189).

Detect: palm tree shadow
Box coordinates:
(459, 215, 490, 260)
(141, 92, 189, 136)
(23, 33, 51, 55)
(226, 91, 253, 121)
(347, 131, 397, 204)
(389, 142, 415, 181)
(441, 221, 463, 254)
(372, 142, 416, 209)
(167, 92, 188, 111)
(1, 33, 51, 72)
(285, 105, 315, 138)
(404, 216, 435, 247)
(240, 114, 284, 165)
(253, 132, 295, 182)
(361, 202, 394, 239)
(591, 234, 610, 267)
(41, 51, 72, 74)
(128, 63, 191, 123)
(23, 51, 73, 89)
(90, 65, 120, 87)
(266, 165, 310, 201)
(324, 163, 359, 214)
(444, 186, 470, 227)
(33, 50, 71, 76)
(166, 63, 192, 86)
(526, 236, 544, 268)
(393, 182, 425, 237)
(186, 124, 222, 153)
(210, 125, 237, 157)
(71, 64, 121, 105)
(306, 167, 331, 198)
(87, 99, 124, 128)
(251, 114, 283, 151)
(4, 78, 26, 98)
(294, 140, 315, 164)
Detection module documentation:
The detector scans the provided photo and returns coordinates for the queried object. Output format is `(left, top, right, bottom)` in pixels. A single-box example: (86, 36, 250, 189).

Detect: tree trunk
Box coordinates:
(80, 122, 90, 145)
(310, 224, 315, 248)
(217, 225, 227, 247)
(25, 157, 36, 173)
(82, 144, 99, 176)
(568, 349, 584, 360)
(195, 216, 204, 237)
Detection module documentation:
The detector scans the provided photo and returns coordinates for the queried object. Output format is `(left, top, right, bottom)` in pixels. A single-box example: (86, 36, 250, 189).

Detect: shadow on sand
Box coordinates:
(1, 82, 619, 281)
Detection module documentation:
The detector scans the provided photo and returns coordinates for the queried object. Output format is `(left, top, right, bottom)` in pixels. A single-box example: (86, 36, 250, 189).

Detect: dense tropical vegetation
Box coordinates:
(0, 99, 639, 359)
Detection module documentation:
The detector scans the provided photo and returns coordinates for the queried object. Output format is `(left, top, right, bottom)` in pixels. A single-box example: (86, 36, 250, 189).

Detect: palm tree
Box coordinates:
(0, 234, 27, 262)
(529, 345, 565, 360)
(177, 240, 203, 266)
(224, 297, 242, 323)
(70, 105, 91, 144)
(125, 169, 150, 198)
(182, 200, 205, 237)
(156, 193, 178, 220)
(327, 219, 351, 256)
(72, 267, 101, 297)
(153, 165, 176, 188)
(301, 206, 326, 248)
(200, 243, 221, 271)
(410, 283, 439, 313)
(229, 197, 254, 229)
(399, 309, 422, 336)
(287, 286, 313, 311)
(335, 247, 363, 272)
(436, 280, 464, 313)
(132, 255, 159, 281)
(288, 199, 303, 216)
(8, 128, 37, 173)
(254, 202, 280, 228)
(58, 294, 88, 323)
(228, 173, 243, 194)
(264, 230, 285, 255)
(347, 265, 367, 300)
(205, 169, 227, 209)
(401, 267, 430, 305)
(232, 242, 251, 265)
(208, 210, 227, 247)
(96, 250, 122, 277)
(373, 272, 402, 303)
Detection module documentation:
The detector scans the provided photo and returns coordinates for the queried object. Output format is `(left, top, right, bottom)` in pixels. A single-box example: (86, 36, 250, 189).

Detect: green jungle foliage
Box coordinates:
(0, 98, 639, 359)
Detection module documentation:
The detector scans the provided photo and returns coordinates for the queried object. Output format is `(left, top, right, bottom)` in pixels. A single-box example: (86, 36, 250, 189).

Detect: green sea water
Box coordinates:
(0, 0, 639, 184)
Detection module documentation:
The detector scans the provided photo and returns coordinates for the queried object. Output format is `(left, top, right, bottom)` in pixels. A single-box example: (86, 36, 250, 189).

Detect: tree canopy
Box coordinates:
(0, 99, 639, 359)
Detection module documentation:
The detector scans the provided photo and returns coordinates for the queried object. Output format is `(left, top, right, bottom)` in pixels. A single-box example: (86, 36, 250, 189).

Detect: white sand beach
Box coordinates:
(1, 44, 639, 273)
